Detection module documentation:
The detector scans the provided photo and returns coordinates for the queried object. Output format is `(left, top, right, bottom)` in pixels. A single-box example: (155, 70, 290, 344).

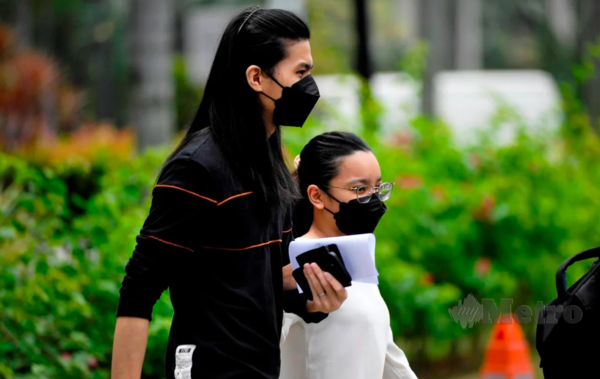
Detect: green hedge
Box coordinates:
(2, 106, 600, 377)
(373, 115, 600, 363)
(283, 105, 600, 367)
(0, 150, 174, 378)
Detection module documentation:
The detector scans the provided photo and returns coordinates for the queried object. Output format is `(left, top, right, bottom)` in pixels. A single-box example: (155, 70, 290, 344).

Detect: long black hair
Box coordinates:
(292, 131, 371, 237)
(160, 6, 309, 221)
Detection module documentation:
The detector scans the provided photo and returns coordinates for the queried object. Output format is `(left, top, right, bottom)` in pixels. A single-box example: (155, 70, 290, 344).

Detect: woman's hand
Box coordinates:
(303, 263, 348, 313)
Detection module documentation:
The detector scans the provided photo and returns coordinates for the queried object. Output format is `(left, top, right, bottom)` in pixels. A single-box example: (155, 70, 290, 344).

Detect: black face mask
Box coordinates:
(324, 192, 388, 235)
(260, 73, 320, 127)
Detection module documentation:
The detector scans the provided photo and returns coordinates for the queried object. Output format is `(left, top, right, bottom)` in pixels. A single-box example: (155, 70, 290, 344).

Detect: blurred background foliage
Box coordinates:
(3, 83, 600, 377)
(1, 0, 600, 378)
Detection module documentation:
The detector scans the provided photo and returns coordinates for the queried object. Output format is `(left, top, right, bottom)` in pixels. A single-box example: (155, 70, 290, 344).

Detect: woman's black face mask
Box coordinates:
(260, 72, 320, 127)
(323, 191, 388, 235)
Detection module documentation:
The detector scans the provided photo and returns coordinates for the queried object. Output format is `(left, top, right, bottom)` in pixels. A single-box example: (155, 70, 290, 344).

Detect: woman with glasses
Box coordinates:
(279, 131, 418, 379)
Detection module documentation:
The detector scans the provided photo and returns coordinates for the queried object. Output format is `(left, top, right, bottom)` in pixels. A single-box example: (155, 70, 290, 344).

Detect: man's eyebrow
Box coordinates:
(296, 62, 314, 70)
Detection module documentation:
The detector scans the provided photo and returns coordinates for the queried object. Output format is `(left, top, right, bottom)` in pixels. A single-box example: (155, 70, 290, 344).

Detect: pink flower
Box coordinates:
(431, 185, 446, 202)
(483, 195, 494, 212)
(88, 356, 98, 369)
(61, 352, 72, 361)
(473, 194, 495, 221)
(421, 272, 434, 286)
(469, 153, 481, 168)
(475, 257, 492, 275)
(393, 130, 413, 147)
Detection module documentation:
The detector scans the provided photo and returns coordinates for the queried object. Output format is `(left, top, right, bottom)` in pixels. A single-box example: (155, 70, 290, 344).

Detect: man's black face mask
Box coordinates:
(260, 73, 320, 127)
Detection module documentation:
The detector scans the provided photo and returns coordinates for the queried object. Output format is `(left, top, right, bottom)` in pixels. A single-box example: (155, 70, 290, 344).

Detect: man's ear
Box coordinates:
(246, 65, 263, 92)
(307, 185, 325, 210)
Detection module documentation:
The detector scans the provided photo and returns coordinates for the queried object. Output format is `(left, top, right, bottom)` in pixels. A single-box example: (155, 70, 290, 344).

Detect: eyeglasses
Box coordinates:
(324, 182, 395, 204)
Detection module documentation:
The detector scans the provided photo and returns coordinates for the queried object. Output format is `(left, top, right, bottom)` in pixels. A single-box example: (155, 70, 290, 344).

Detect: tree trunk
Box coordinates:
(354, 0, 372, 80)
(129, 0, 176, 151)
(353, 0, 377, 139)
(38, 0, 55, 55)
(577, 0, 600, 133)
(90, 0, 115, 123)
(418, 0, 455, 116)
(15, 0, 32, 48)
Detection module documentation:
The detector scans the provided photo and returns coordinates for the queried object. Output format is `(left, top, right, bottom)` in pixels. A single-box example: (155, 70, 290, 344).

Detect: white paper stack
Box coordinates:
(288, 233, 378, 293)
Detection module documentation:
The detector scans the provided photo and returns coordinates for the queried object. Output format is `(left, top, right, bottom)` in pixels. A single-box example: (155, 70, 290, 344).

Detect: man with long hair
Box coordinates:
(111, 7, 347, 379)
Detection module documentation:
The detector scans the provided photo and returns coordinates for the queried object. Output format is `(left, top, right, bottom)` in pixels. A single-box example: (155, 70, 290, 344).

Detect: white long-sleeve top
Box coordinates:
(279, 281, 418, 379)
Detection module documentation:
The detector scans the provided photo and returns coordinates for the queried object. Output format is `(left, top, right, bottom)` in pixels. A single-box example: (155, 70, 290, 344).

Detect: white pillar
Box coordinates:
(264, 0, 307, 21)
(130, 0, 176, 150)
(546, 0, 577, 49)
(183, 6, 241, 85)
(455, 0, 482, 70)
(396, 0, 419, 42)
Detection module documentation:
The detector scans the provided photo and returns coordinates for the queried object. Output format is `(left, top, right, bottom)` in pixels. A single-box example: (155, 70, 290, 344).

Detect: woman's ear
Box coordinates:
(307, 185, 325, 210)
(246, 65, 263, 92)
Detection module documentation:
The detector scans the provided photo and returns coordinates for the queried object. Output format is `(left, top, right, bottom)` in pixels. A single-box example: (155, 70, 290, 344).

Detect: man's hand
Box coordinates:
(303, 263, 348, 313)
(111, 317, 149, 379)
(283, 264, 297, 291)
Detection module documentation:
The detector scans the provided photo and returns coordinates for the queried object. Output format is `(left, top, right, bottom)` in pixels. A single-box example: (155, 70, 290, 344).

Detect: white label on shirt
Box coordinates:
(175, 345, 196, 379)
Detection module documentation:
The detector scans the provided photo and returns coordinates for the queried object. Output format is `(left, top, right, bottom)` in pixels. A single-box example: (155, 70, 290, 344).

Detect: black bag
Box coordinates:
(292, 243, 352, 301)
(535, 246, 600, 378)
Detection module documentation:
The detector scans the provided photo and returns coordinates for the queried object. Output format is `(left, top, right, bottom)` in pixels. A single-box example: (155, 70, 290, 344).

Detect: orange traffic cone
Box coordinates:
(479, 313, 535, 379)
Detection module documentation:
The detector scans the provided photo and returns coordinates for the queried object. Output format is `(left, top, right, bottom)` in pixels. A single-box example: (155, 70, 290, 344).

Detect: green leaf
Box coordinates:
(0, 227, 17, 240)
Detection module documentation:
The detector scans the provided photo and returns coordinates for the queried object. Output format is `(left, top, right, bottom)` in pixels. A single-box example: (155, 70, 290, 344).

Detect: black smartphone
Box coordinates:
(292, 268, 314, 301)
(292, 244, 352, 301)
(323, 244, 352, 287)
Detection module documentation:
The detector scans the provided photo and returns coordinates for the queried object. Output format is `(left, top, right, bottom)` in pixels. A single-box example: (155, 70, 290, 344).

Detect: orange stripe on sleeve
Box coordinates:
(202, 239, 282, 251)
(154, 185, 218, 204)
(282, 227, 293, 234)
(217, 191, 254, 206)
(141, 234, 194, 253)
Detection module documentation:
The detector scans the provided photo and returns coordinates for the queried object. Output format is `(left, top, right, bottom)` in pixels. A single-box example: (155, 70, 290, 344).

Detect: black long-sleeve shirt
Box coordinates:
(116, 130, 327, 378)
